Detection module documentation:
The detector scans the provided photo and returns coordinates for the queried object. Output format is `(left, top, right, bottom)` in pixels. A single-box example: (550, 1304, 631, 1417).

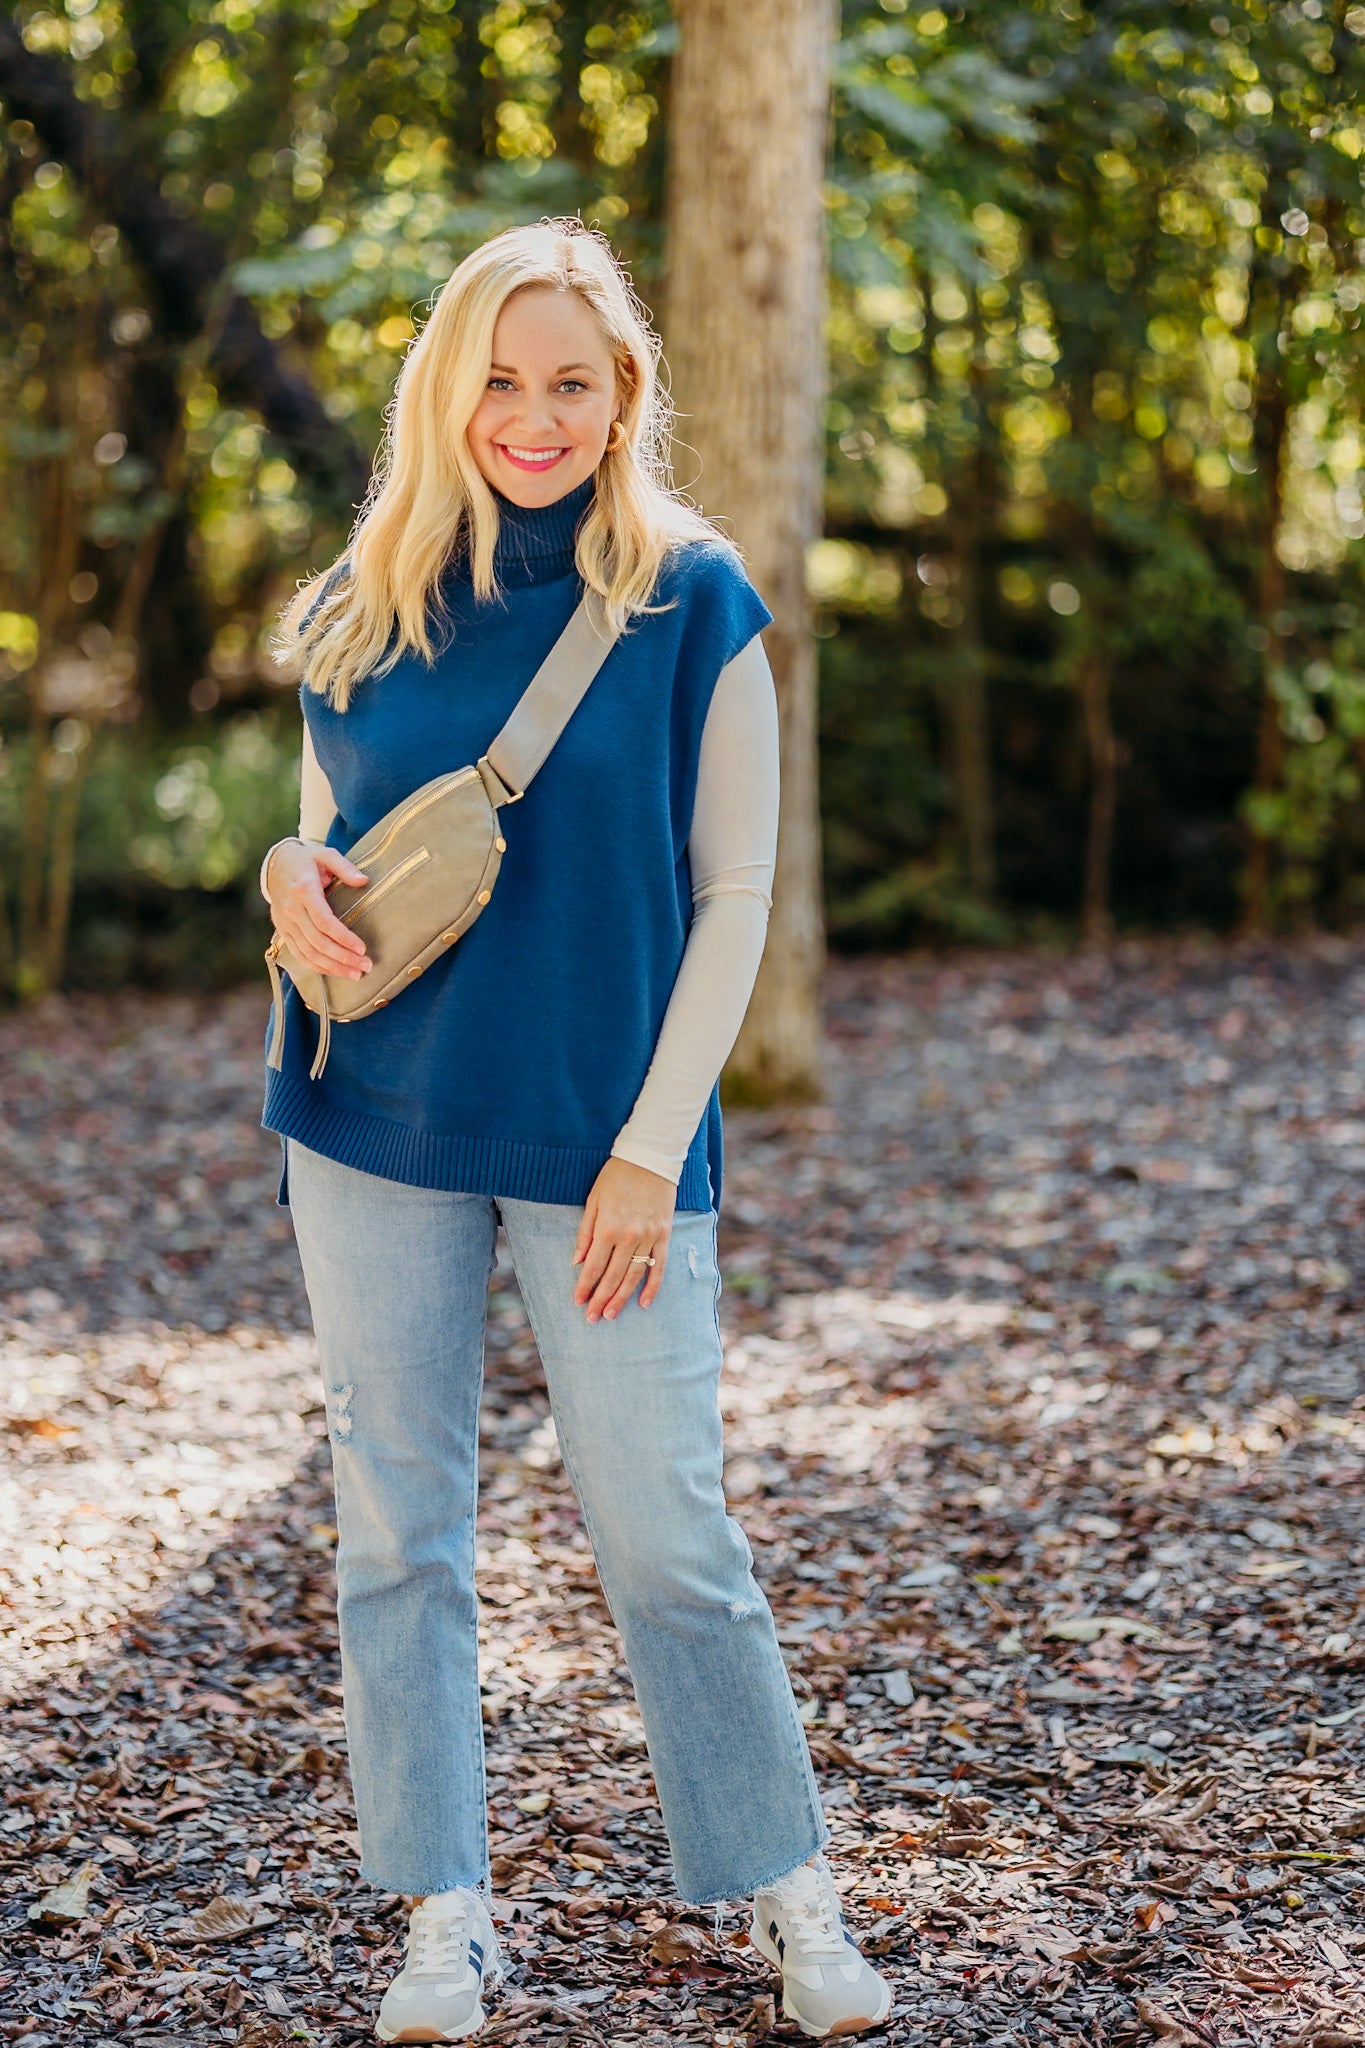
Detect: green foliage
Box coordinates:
(1244, 634, 1365, 921)
(0, 710, 300, 989)
(823, 0, 1365, 938)
(1, 0, 1364, 980)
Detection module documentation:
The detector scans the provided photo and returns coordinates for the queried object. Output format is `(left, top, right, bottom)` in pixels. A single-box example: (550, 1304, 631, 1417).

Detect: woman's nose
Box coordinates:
(515, 392, 560, 434)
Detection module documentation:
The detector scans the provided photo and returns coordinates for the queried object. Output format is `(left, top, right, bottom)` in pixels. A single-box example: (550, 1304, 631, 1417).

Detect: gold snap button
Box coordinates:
(406, 965, 421, 977)
(477, 889, 491, 904)
(441, 930, 457, 943)
(494, 836, 506, 852)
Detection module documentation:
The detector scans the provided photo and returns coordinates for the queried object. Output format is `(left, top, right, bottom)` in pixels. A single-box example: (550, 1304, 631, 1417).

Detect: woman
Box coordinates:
(259, 218, 892, 2044)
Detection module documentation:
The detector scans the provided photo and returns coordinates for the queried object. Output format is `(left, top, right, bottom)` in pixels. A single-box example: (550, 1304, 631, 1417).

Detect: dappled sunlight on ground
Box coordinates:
(3, 947, 1365, 2043)
(1, 1313, 317, 1702)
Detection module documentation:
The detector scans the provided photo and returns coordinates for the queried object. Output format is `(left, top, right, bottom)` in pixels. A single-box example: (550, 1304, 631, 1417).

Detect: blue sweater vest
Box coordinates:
(261, 474, 774, 1214)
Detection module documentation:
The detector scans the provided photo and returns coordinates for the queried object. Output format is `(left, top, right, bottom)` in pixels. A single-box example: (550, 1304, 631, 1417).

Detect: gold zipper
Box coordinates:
(339, 844, 431, 923)
(350, 767, 479, 870)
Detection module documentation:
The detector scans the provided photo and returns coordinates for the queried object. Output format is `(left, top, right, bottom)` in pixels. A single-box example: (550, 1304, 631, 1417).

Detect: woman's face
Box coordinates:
(467, 285, 622, 506)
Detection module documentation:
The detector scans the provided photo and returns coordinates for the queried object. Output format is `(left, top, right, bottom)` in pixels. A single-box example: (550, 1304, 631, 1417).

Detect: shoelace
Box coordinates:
(407, 1896, 473, 1976)
(771, 1864, 848, 1956)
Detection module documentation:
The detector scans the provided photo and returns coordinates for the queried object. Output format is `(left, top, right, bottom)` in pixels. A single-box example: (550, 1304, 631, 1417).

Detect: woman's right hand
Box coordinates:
(266, 840, 373, 981)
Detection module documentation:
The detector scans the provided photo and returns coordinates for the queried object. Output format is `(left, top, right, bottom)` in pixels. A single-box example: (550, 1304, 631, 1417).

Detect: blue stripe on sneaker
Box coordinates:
(469, 1938, 483, 1975)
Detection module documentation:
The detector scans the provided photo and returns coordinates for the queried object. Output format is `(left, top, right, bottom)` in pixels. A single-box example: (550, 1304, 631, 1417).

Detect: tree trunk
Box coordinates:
(944, 394, 995, 896)
(17, 464, 80, 995)
(1241, 328, 1291, 936)
(1057, 357, 1118, 952)
(1237, 144, 1304, 937)
(943, 614, 994, 898)
(121, 343, 211, 722)
(1079, 650, 1117, 951)
(663, 0, 836, 1104)
(551, 5, 591, 169)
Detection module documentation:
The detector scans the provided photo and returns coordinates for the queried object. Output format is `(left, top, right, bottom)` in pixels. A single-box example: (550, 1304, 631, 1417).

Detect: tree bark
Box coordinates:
(1240, 273, 1294, 935)
(1057, 358, 1118, 953)
(1242, 383, 1289, 935)
(1079, 650, 1117, 951)
(663, 0, 836, 1103)
(551, 4, 591, 170)
(941, 575, 994, 897)
(17, 387, 83, 996)
(118, 342, 210, 721)
(943, 329, 996, 898)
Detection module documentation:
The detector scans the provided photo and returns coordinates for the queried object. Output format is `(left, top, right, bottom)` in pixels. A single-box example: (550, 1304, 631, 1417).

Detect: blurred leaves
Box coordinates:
(1, 0, 1364, 975)
(40, 710, 297, 897)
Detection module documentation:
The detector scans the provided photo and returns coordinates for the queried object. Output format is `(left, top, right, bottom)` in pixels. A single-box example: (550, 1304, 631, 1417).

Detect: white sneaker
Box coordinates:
(375, 1887, 503, 2043)
(750, 1854, 893, 2038)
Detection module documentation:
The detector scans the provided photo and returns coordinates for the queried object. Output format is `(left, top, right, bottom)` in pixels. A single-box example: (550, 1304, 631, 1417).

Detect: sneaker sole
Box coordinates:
(749, 1925, 894, 2038)
(375, 2009, 487, 2045)
(375, 1964, 502, 2043)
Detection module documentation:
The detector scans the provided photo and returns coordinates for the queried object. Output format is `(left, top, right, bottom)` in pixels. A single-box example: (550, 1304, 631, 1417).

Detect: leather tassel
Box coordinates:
(265, 944, 288, 1073)
(309, 992, 332, 1081)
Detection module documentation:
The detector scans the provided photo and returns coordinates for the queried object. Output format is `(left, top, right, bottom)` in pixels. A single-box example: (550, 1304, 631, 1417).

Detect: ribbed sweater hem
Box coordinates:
(262, 1069, 716, 1214)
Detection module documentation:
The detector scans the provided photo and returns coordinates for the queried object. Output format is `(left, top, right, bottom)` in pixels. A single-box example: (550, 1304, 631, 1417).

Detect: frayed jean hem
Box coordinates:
(361, 1866, 493, 1901)
(675, 1819, 832, 1919)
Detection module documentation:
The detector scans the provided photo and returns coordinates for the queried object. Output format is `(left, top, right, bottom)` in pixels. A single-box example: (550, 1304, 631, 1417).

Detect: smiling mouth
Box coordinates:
(498, 445, 570, 470)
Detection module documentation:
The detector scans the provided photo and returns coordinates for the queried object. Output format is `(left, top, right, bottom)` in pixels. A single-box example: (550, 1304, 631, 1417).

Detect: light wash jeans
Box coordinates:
(283, 1137, 828, 1905)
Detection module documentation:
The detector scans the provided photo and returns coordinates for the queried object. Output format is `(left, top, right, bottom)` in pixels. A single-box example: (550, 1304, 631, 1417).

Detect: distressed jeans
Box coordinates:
(282, 1137, 828, 1905)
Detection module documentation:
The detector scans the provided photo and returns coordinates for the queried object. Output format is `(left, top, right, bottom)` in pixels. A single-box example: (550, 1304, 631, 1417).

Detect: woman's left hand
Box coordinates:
(573, 1158, 675, 1320)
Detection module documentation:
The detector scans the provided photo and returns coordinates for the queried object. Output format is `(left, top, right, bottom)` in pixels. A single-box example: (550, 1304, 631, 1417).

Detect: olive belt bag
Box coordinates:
(265, 590, 618, 1082)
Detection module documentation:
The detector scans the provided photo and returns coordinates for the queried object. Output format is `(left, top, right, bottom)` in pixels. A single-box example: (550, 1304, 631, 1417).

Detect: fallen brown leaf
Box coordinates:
(27, 1858, 98, 1924)
(566, 1832, 616, 1862)
(165, 1894, 279, 1944)
(649, 1921, 710, 1966)
(749, 1990, 778, 2034)
(1135, 1995, 1201, 2044)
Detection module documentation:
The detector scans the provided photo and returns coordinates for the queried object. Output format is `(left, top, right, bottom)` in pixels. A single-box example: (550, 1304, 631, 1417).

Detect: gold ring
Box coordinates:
(629, 1253, 656, 1266)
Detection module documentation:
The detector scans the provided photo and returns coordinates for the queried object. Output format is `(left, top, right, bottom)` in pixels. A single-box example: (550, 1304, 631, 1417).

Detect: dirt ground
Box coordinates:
(2, 943, 1363, 2047)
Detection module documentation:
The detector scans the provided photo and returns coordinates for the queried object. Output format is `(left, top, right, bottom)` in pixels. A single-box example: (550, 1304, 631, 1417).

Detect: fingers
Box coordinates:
(571, 1227, 617, 1312)
(281, 898, 370, 978)
(283, 918, 370, 979)
(314, 845, 370, 890)
(598, 1248, 656, 1320)
(584, 1243, 644, 1322)
(274, 854, 373, 980)
(572, 1161, 676, 1321)
(637, 1242, 668, 1308)
(574, 1225, 671, 1322)
(572, 1199, 596, 1270)
(312, 889, 373, 974)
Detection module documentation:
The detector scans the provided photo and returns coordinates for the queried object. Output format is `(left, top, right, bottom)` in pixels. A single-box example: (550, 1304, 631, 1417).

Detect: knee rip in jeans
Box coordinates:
(327, 1383, 355, 1444)
(727, 1522, 764, 1620)
(687, 1243, 703, 1279)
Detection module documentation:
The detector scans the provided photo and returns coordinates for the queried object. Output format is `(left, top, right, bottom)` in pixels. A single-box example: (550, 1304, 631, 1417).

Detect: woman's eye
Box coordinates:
(485, 375, 588, 394)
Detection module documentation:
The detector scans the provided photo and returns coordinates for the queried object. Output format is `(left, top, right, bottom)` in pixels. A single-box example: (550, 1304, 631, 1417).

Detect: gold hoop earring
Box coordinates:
(606, 420, 626, 453)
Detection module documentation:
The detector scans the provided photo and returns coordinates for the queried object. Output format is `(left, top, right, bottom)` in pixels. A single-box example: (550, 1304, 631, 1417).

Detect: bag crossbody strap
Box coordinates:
(481, 589, 618, 802)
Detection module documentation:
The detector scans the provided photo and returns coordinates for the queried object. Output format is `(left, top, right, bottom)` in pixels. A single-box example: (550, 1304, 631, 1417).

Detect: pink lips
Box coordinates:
(498, 445, 570, 474)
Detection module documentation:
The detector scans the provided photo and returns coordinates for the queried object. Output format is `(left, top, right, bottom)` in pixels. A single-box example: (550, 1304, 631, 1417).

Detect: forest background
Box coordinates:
(1, 0, 1363, 1007)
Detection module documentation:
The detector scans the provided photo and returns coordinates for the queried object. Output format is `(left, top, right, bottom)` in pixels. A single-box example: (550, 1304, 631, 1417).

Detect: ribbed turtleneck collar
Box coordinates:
(487, 473, 595, 585)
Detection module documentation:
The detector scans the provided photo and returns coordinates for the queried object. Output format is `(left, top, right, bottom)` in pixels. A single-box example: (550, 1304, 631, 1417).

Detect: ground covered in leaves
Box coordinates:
(2, 942, 1364, 2048)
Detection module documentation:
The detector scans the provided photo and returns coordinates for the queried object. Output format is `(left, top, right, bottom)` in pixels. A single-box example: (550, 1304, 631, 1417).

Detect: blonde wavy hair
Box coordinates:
(273, 217, 722, 712)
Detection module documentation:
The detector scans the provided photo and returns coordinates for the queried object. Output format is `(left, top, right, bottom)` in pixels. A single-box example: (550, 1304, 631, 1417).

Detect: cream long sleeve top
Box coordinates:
(284, 629, 780, 1188)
